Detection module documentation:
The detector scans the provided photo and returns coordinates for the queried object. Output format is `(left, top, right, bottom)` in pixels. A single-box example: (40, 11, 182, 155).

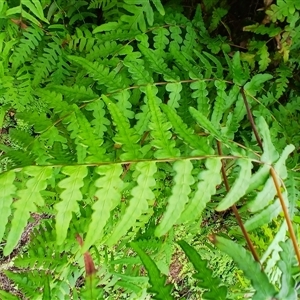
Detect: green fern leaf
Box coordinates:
(153, 27, 169, 57)
(131, 242, 174, 300)
(84, 164, 124, 251)
(4, 166, 53, 256)
(211, 80, 226, 128)
(202, 51, 224, 78)
(212, 235, 277, 300)
(275, 64, 292, 99)
(123, 51, 153, 86)
(147, 85, 180, 159)
(244, 196, 283, 231)
(155, 159, 194, 237)
(209, 8, 228, 32)
(231, 52, 249, 86)
(85, 101, 110, 139)
(166, 82, 182, 109)
(179, 158, 222, 223)
(277, 240, 297, 299)
(138, 44, 178, 81)
(106, 162, 156, 246)
(73, 106, 106, 162)
(189, 79, 210, 117)
(178, 240, 227, 300)
(246, 144, 295, 212)
(243, 23, 282, 37)
(189, 106, 226, 143)
(216, 157, 252, 211)
(67, 55, 124, 92)
(54, 166, 88, 245)
(49, 85, 98, 103)
(10, 26, 44, 70)
(160, 104, 213, 155)
(80, 274, 103, 300)
(0, 171, 16, 241)
(246, 116, 279, 193)
(102, 95, 141, 160)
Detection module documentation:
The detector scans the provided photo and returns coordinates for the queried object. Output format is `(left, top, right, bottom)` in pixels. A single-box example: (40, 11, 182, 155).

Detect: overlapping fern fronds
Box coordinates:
(0, 0, 299, 298)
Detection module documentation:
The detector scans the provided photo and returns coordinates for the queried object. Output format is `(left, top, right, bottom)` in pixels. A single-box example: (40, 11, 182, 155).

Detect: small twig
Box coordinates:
(217, 141, 261, 263)
(270, 167, 300, 267)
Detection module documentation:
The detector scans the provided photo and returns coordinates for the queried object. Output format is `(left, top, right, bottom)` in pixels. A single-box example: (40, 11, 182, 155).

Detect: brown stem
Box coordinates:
(240, 88, 263, 151)
(270, 168, 300, 267)
(217, 141, 261, 263)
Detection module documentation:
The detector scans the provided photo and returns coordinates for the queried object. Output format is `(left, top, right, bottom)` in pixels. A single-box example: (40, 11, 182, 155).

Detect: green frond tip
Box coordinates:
(179, 158, 222, 223)
(177, 240, 227, 300)
(0, 171, 16, 242)
(130, 242, 174, 300)
(4, 167, 53, 256)
(55, 166, 88, 245)
(84, 164, 124, 251)
(102, 95, 142, 160)
(216, 158, 252, 211)
(155, 159, 194, 237)
(105, 162, 157, 246)
(161, 104, 213, 155)
(277, 240, 297, 299)
(211, 235, 277, 300)
(189, 107, 226, 143)
(146, 85, 180, 158)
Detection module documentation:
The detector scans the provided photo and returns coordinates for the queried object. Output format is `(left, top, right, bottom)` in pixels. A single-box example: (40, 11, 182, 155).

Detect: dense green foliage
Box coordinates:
(0, 0, 300, 299)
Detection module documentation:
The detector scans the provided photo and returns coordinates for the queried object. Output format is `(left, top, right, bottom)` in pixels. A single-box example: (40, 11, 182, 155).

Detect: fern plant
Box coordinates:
(0, 0, 300, 299)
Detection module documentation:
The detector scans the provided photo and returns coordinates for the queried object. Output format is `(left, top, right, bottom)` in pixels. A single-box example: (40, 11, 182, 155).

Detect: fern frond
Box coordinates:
(102, 95, 141, 160)
(165, 82, 182, 109)
(277, 240, 297, 299)
(179, 158, 222, 223)
(32, 42, 63, 86)
(121, 0, 165, 32)
(155, 159, 194, 237)
(153, 27, 169, 57)
(54, 166, 88, 245)
(246, 144, 294, 212)
(275, 63, 292, 99)
(243, 23, 281, 37)
(131, 242, 174, 300)
(189, 106, 226, 143)
(68, 27, 96, 52)
(160, 104, 212, 155)
(181, 23, 200, 55)
(84, 164, 124, 251)
(216, 157, 253, 211)
(189, 79, 210, 117)
(49, 85, 98, 103)
(85, 101, 110, 139)
(211, 80, 226, 128)
(10, 26, 44, 70)
(212, 235, 277, 300)
(178, 240, 227, 300)
(138, 44, 178, 81)
(209, 7, 228, 33)
(67, 55, 123, 91)
(0, 171, 16, 241)
(72, 106, 106, 162)
(4, 166, 53, 255)
(124, 51, 153, 86)
(146, 85, 180, 159)
(106, 161, 157, 246)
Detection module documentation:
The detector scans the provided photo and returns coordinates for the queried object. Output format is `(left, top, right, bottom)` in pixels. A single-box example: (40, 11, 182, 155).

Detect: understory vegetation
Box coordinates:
(0, 0, 300, 299)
